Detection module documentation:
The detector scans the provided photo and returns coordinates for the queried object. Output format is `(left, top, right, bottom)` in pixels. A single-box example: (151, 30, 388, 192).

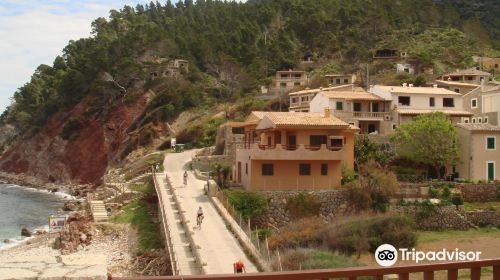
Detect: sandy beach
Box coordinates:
(0, 223, 137, 277)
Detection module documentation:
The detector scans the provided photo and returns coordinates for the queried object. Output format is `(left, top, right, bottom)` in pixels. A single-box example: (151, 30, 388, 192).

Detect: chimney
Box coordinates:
(324, 107, 331, 118)
(433, 84, 438, 88)
(402, 83, 407, 87)
(409, 84, 414, 87)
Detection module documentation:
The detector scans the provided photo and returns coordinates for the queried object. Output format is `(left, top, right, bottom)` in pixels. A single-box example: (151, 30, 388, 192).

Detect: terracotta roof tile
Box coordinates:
(456, 123, 500, 132)
(256, 112, 349, 129)
(319, 90, 383, 101)
(375, 85, 462, 95)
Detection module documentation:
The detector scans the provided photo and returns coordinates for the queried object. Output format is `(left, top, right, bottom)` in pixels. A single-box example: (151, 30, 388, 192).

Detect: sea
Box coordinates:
(0, 182, 74, 250)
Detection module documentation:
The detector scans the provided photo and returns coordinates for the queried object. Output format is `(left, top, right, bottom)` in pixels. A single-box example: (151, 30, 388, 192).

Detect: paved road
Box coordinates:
(163, 150, 257, 274)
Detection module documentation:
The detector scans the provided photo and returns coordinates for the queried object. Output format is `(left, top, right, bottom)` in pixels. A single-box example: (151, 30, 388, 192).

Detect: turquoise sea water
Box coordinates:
(0, 183, 70, 249)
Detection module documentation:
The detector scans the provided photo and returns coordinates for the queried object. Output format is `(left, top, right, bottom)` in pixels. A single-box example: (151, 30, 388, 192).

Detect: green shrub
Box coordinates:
(429, 187, 439, 198)
(341, 164, 358, 185)
(323, 215, 416, 256)
(441, 186, 451, 200)
(255, 228, 272, 239)
(285, 192, 321, 219)
(225, 189, 268, 219)
(416, 200, 438, 219)
(451, 194, 464, 206)
(268, 217, 326, 250)
(345, 160, 398, 213)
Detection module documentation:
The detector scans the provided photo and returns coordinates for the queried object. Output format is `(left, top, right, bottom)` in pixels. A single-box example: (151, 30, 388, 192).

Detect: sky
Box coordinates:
(0, 0, 150, 114)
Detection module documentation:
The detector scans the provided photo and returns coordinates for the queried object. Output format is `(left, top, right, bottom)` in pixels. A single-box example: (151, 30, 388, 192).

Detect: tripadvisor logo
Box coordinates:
(375, 244, 482, 267)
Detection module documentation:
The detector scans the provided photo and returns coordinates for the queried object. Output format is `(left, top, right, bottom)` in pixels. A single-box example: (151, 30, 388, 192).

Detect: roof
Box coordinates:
(256, 112, 350, 130)
(374, 85, 462, 96)
(319, 90, 384, 101)
(276, 70, 305, 74)
(396, 108, 473, 116)
(443, 67, 491, 77)
(435, 80, 480, 88)
(288, 84, 353, 96)
(456, 123, 500, 132)
(324, 74, 353, 77)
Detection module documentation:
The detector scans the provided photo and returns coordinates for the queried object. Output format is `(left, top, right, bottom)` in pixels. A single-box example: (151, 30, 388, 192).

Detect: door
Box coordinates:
(488, 162, 495, 181)
(372, 103, 379, 112)
(288, 135, 297, 149)
(368, 123, 376, 133)
(237, 162, 242, 184)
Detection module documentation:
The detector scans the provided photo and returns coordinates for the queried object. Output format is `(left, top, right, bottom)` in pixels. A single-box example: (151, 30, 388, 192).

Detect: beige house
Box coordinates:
(435, 80, 479, 94)
(232, 110, 357, 191)
(456, 123, 499, 182)
(475, 57, 500, 71)
(437, 68, 491, 85)
(370, 85, 473, 129)
(289, 84, 353, 112)
(270, 70, 308, 94)
(462, 84, 500, 126)
(309, 88, 392, 135)
(324, 74, 356, 86)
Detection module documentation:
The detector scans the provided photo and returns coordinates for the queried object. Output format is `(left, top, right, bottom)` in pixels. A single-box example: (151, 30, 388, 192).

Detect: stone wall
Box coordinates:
(391, 205, 473, 230)
(254, 190, 349, 229)
(466, 211, 500, 227)
(458, 183, 500, 202)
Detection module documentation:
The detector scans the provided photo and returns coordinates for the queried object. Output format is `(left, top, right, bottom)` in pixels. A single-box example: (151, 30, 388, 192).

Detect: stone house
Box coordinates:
(437, 68, 491, 85)
(288, 84, 353, 112)
(461, 84, 500, 126)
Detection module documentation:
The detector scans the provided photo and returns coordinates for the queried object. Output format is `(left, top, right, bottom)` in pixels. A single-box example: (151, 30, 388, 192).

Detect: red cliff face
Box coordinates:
(0, 94, 149, 186)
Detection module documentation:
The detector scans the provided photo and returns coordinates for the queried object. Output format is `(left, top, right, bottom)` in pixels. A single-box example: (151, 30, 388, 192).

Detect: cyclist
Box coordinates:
(183, 170, 188, 185)
(196, 206, 204, 227)
(233, 260, 246, 273)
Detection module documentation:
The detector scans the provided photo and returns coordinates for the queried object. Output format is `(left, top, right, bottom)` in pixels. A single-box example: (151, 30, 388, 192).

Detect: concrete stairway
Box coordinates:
(89, 200, 109, 222)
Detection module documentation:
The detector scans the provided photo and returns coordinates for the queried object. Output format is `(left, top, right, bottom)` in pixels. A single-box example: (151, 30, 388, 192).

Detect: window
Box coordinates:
(464, 119, 469, 123)
(353, 102, 361, 112)
(484, 117, 488, 123)
(336, 79, 340, 84)
(301, 96, 308, 102)
(398, 96, 410, 106)
(372, 103, 379, 112)
(280, 82, 287, 88)
(291, 97, 298, 103)
(487, 137, 496, 150)
(262, 164, 274, 176)
(245, 163, 248, 175)
(344, 79, 348, 83)
(472, 118, 476, 123)
(321, 164, 328, 176)
(294, 74, 302, 78)
(454, 88, 460, 93)
(330, 137, 343, 148)
(299, 164, 311, 176)
(443, 98, 455, 107)
(393, 124, 398, 130)
(478, 117, 482, 123)
(280, 74, 288, 78)
(310, 135, 327, 146)
(429, 97, 435, 107)
(467, 76, 473, 81)
(495, 64, 498, 68)
(294, 82, 300, 86)
(336, 101, 343, 110)
(471, 98, 477, 108)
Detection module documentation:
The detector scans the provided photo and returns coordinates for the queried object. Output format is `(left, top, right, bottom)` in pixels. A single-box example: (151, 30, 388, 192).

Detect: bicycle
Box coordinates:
(197, 214, 204, 227)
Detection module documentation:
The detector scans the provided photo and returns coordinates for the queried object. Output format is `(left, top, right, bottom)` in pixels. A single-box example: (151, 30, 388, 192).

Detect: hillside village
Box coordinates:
(1, 1, 500, 279)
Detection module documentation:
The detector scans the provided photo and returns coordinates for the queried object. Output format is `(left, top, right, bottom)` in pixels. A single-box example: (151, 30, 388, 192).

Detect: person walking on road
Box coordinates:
(233, 260, 246, 273)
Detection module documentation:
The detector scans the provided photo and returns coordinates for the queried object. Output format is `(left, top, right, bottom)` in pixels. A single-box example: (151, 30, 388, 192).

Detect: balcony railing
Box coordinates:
(112, 258, 500, 280)
(333, 110, 390, 119)
(239, 143, 345, 161)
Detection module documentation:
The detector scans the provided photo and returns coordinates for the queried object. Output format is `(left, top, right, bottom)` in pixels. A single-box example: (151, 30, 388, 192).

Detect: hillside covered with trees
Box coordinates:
(0, 0, 499, 185)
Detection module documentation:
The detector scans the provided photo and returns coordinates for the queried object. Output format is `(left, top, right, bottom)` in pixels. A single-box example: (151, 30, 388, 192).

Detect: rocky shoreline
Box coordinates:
(0, 171, 94, 198)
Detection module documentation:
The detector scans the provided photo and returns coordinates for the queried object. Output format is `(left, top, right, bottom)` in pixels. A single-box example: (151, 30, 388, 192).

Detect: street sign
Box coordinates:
(48, 215, 67, 232)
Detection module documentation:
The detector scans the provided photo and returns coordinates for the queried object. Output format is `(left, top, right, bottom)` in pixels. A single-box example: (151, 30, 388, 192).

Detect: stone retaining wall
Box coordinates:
(466, 211, 500, 227)
(458, 184, 499, 202)
(391, 205, 473, 230)
(254, 190, 349, 229)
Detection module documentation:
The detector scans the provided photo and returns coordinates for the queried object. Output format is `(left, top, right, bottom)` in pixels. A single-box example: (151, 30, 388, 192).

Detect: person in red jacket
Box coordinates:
(233, 260, 246, 273)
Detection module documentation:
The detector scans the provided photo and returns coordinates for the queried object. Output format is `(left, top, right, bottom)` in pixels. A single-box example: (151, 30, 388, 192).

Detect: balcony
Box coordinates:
(238, 143, 345, 161)
(333, 110, 391, 120)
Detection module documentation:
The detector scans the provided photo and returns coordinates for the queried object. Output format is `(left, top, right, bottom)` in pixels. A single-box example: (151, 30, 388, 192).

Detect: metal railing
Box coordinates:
(113, 258, 500, 279)
(151, 167, 179, 276)
(210, 185, 272, 265)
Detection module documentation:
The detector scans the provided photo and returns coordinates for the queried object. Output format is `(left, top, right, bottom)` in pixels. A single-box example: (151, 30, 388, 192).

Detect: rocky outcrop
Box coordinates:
(0, 91, 150, 186)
